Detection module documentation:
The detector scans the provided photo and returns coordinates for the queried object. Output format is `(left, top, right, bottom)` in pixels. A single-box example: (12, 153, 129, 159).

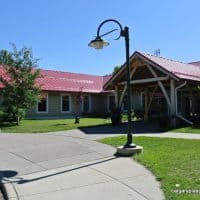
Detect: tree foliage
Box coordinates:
(112, 65, 121, 75)
(0, 44, 40, 125)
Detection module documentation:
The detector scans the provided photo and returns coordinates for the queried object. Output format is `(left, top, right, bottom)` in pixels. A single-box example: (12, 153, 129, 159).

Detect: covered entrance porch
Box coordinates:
(104, 51, 200, 127)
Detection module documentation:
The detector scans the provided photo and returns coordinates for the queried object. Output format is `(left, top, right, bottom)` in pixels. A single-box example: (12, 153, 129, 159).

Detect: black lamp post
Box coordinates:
(89, 19, 136, 148)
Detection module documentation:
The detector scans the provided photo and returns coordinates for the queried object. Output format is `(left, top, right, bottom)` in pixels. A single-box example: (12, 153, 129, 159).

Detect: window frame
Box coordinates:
(61, 94, 71, 113)
(37, 93, 48, 113)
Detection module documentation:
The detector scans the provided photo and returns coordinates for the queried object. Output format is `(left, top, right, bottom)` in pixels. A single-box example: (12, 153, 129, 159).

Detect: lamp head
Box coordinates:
(88, 36, 109, 49)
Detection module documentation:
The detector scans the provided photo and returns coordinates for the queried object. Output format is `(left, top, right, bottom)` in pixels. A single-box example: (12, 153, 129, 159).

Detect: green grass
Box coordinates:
(100, 136, 200, 200)
(0, 118, 111, 133)
(170, 126, 200, 134)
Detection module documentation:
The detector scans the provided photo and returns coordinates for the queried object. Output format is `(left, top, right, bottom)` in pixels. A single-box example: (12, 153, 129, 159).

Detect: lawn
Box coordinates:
(0, 118, 111, 133)
(100, 136, 200, 200)
(170, 126, 200, 134)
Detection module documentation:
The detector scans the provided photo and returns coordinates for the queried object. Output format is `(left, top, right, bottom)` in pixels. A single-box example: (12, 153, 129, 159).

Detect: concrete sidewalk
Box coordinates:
(0, 131, 164, 200)
(79, 128, 200, 140)
(148, 132, 200, 139)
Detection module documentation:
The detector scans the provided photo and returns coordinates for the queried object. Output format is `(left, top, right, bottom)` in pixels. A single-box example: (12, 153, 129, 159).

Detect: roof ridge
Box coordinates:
(40, 68, 105, 77)
(136, 51, 188, 65)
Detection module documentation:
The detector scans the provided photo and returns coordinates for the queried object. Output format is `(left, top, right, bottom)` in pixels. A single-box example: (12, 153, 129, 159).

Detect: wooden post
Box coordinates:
(118, 67, 137, 108)
(148, 86, 157, 111)
(144, 88, 148, 121)
(119, 85, 127, 107)
(114, 85, 119, 107)
(147, 65, 171, 107)
(170, 79, 177, 127)
(170, 79, 176, 116)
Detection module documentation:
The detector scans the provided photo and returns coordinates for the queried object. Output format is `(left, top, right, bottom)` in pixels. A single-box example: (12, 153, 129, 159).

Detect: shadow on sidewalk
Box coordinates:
(8, 157, 117, 185)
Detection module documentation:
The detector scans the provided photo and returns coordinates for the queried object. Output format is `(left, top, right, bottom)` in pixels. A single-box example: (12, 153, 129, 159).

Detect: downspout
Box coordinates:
(175, 81, 193, 125)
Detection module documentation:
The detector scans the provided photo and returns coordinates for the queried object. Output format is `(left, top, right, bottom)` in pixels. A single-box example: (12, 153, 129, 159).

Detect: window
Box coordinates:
(37, 93, 48, 113)
(61, 95, 71, 112)
(108, 95, 115, 111)
(82, 95, 90, 112)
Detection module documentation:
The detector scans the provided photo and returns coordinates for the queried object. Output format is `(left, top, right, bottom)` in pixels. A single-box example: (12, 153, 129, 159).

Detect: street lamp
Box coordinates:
(89, 19, 142, 155)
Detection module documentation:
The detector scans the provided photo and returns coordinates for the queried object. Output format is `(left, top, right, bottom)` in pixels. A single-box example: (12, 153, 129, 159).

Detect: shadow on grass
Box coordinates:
(0, 122, 17, 128)
(78, 123, 112, 129)
(79, 121, 165, 135)
(51, 123, 69, 126)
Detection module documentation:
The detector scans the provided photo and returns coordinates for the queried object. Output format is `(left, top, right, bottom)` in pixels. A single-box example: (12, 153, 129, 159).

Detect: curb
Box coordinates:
(0, 181, 6, 200)
(0, 178, 19, 200)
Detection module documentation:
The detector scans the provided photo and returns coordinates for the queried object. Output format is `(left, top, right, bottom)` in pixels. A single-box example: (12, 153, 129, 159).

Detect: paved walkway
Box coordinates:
(0, 129, 199, 200)
(135, 132, 200, 139)
(87, 132, 200, 140)
(0, 130, 164, 200)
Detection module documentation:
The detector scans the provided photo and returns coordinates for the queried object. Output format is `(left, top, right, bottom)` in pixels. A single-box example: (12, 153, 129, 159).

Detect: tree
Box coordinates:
(112, 65, 121, 75)
(0, 44, 40, 125)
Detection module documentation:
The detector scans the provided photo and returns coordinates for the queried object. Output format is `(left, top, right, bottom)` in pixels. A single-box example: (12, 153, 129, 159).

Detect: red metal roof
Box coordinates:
(0, 66, 112, 93)
(1, 51, 200, 93)
(137, 51, 200, 82)
(37, 70, 112, 93)
(188, 61, 200, 67)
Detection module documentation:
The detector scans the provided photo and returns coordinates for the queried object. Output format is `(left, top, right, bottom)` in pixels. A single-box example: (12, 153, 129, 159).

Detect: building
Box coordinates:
(27, 70, 114, 118)
(0, 68, 114, 118)
(104, 51, 200, 125)
(0, 51, 200, 124)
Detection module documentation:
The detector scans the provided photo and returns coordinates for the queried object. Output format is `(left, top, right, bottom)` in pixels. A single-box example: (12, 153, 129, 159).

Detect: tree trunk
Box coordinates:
(17, 116, 20, 126)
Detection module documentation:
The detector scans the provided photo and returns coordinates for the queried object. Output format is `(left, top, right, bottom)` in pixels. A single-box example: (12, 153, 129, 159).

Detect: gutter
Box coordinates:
(175, 81, 193, 125)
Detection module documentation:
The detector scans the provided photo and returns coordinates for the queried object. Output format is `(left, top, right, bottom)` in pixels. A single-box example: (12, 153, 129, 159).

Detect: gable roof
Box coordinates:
(0, 66, 112, 93)
(138, 52, 200, 81)
(104, 51, 200, 90)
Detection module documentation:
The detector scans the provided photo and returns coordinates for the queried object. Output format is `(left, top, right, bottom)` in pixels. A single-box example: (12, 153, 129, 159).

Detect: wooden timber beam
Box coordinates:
(119, 85, 127, 107)
(147, 86, 158, 112)
(170, 79, 176, 115)
(144, 88, 149, 121)
(114, 85, 119, 107)
(118, 76, 169, 85)
(118, 67, 137, 107)
(147, 65, 171, 107)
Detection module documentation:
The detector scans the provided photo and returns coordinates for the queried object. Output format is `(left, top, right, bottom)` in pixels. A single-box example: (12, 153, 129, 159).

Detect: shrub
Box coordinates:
(111, 107, 121, 125)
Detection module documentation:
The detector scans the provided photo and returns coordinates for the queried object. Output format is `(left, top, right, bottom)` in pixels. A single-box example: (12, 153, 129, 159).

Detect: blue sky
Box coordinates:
(0, 0, 200, 75)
